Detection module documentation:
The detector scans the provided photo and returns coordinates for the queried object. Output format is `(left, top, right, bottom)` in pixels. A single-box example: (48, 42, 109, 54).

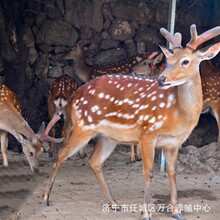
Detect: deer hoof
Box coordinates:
(172, 213, 185, 220)
(44, 194, 52, 206)
(44, 199, 52, 206)
(109, 200, 121, 211)
(136, 156, 142, 161)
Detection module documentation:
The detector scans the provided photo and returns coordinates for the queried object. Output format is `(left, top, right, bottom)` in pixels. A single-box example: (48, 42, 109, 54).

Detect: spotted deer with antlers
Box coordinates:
(142, 55, 220, 142)
(0, 84, 63, 172)
(47, 74, 80, 157)
(44, 25, 220, 220)
(63, 41, 160, 162)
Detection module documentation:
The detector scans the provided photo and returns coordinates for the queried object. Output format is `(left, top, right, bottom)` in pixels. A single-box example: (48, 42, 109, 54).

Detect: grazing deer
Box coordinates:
(0, 84, 63, 172)
(63, 42, 159, 162)
(44, 25, 220, 220)
(47, 74, 80, 157)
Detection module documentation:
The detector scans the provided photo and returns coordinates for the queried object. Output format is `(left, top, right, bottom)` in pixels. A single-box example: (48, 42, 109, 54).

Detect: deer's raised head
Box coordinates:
(47, 74, 79, 157)
(62, 41, 84, 61)
(158, 24, 220, 89)
(0, 85, 63, 173)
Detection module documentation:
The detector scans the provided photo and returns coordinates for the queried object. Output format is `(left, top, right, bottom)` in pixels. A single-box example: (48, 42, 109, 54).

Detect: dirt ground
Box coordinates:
(0, 142, 220, 220)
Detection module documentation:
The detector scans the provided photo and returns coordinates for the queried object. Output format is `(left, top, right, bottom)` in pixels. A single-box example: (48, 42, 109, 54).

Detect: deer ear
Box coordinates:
(197, 42, 220, 61)
(77, 40, 84, 49)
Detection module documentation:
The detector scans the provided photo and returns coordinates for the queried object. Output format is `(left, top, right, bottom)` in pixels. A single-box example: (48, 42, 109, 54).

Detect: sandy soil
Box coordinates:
(0, 143, 220, 220)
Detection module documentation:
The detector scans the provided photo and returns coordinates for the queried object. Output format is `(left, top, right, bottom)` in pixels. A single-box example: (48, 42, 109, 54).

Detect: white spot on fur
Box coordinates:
(97, 110, 102, 115)
(159, 102, 166, 108)
(88, 115, 93, 123)
(98, 93, 104, 98)
(151, 96, 157, 101)
(149, 117, 156, 123)
(167, 94, 174, 108)
(91, 105, 99, 112)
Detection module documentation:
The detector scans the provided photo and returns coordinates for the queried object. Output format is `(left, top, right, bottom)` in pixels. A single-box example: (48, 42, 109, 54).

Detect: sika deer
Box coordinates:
(47, 74, 79, 157)
(0, 84, 63, 172)
(44, 25, 220, 220)
(200, 60, 220, 141)
(131, 52, 164, 77)
(148, 58, 220, 142)
(62, 40, 149, 83)
(63, 41, 157, 162)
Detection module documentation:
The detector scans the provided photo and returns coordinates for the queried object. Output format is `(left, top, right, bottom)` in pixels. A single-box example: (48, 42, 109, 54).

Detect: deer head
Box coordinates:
(0, 85, 63, 173)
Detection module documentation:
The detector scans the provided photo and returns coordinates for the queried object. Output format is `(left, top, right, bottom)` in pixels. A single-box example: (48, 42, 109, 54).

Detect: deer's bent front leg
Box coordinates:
(88, 137, 119, 209)
(163, 146, 184, 220)
(139, 136, 156, 220)
(44, 128, 92, 205)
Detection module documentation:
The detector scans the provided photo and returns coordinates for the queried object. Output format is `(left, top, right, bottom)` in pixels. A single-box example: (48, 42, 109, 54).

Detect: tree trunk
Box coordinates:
(0, 0, 28, 101)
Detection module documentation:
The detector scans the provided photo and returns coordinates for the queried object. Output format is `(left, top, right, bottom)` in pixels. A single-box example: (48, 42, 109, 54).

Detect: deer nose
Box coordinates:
(157, 76, 166, 87)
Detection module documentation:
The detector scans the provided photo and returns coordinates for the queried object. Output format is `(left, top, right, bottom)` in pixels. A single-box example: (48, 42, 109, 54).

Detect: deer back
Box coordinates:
(48, 74, 79, 115)
(90, 53, 148, 79)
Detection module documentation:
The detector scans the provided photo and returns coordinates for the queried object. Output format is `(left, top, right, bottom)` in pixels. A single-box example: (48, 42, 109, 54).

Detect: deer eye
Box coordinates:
(181, 59, 189, 66)
(29, 152, 34, 157)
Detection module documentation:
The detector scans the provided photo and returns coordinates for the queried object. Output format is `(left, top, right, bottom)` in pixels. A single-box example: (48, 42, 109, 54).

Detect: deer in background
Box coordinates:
(63, 41, 162, 162)
(131, 52, 164, 77)
(44, 25, 220, 220)
(0, 84, 63, 172)
(200, 60, 220, 142)
(62, 40, 154, 83)
(47, 74, 80, 157)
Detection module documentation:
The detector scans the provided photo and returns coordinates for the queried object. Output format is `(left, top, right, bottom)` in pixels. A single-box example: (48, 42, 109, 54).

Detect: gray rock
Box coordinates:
(36, 19, 78, 47)
(94, 48, 127, 64)
(64, 0, 93, 29)
(100, 39, 119, 50)
(23, 25, 35, 48)
(48, 65, 63, 78)
(28, 47, 39, 65)
(110, 19, 135, 41)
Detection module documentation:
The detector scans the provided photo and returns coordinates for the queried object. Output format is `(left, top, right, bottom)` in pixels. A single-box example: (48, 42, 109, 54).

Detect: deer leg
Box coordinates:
(130, 144, 135, 162)
(210, 103, 220, 142)
(48, 102, 56, 157)
(44, 129, 92, 205)
(88, 136, 119, 210)
(78, 146, 87, 158)
(163, 146, 184, 220)
(48, 126, 55, 157)
(139, 137, 155, 220)
(136, 144, 142, 161)
(1, 132, 9, 167)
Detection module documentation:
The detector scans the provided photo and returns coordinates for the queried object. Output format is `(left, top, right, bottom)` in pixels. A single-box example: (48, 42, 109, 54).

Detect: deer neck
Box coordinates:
(0, 109, 31, 140)
(177, 72, 203, 122)
(74, 55, 91, 83)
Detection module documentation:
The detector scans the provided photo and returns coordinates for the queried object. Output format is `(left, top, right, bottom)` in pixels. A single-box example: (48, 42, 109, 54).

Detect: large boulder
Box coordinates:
(36, 19, 78, 46)
(110, 19, 135, 41)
